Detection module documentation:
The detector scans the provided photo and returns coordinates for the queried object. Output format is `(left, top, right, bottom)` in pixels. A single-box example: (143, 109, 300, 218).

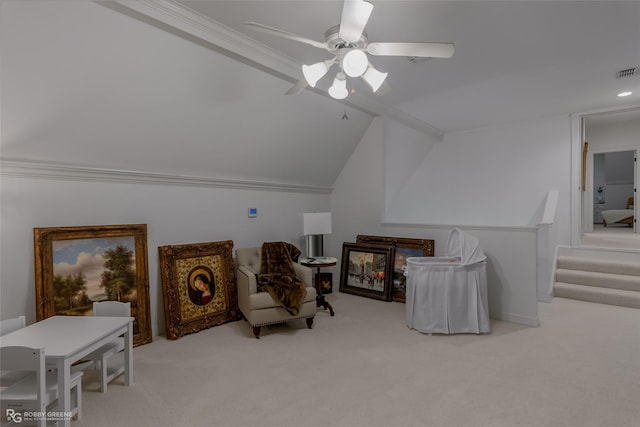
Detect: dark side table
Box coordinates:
(300, 257, 337, 316)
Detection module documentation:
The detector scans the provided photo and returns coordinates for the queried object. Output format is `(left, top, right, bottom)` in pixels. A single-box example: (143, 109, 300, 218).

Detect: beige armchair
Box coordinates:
(236, 246, 317, 338)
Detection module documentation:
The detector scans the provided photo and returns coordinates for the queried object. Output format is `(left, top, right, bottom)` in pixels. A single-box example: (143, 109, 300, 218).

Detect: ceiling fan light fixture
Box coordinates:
(362, 65, 388, 92)
(302, 61, 329, 87)
(328, 72, 349, 99)
(342, 49, 368, 78)
(246, 1, 454, 101)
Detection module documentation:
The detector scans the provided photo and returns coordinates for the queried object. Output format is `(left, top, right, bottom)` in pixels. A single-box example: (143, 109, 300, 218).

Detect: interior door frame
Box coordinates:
(635, 150, 638, 234)
(570, 103, 640, 247)
(584, 148, 637, 233)
(584, 150, 595, 233)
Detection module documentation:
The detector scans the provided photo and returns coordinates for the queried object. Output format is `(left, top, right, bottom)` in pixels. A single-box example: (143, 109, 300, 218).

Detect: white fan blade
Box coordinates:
(285, 79, 308, 95)
(367, 42, 455, 58)
(244, 22, 328, 50)
(339, 0, 374, 43)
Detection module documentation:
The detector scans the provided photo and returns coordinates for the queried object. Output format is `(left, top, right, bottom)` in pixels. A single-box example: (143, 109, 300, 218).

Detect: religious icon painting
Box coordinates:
(158, 240, 239, 339)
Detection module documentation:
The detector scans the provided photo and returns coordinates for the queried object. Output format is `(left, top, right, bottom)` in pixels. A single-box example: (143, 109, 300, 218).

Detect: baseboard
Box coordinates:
(494, 311, 539, 327)
(538, 292, 553, 303)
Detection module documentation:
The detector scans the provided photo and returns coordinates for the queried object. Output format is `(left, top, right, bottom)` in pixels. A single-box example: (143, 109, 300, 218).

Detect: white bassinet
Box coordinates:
(405, 228, 490, 334)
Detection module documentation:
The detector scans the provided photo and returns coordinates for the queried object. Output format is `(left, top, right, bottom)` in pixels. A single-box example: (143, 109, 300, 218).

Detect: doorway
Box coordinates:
(578, 108, 640, 249)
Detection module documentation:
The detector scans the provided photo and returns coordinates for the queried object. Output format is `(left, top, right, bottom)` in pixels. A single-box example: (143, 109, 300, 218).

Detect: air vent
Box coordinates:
(616, 67, 639, 79)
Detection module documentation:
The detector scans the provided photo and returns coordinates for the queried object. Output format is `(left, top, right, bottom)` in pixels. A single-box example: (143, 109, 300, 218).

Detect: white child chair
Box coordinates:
(0, 315, 28, 387)
(0, 315, 26, 336)
(0, 346, 83, 427)
(81, 301, 130, 392)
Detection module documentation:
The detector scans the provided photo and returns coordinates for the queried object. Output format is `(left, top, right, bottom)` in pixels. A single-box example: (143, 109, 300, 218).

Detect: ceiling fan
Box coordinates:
(245, 0, 454, 100)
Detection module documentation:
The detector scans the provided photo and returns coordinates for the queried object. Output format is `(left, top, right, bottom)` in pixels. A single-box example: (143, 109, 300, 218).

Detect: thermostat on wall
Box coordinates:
(248, 208, 257, 218)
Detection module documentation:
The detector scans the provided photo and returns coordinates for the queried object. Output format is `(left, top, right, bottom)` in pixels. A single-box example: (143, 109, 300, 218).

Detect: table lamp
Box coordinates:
(303, 212, 332, 258)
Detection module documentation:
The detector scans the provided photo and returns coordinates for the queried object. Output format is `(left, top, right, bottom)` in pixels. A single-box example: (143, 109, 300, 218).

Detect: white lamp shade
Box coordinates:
(362, 65, 388, 92)
(342, 49, 368, 78)
(302, 62, 329, 87)
(303, 212, 332, 235)
(328, 73, 348, 99)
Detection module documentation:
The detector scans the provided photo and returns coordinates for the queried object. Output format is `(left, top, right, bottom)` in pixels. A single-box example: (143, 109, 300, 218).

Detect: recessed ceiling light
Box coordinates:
(618, 91, 632, 97)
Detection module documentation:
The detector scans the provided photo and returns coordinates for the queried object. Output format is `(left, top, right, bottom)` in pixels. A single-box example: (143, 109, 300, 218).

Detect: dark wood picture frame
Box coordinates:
(34, 223, 152, 346)
(339, 242, 394, 301)
(158, 240, 239, 340)
(317, 272, 333, 294)
(356, 235, 434, 302)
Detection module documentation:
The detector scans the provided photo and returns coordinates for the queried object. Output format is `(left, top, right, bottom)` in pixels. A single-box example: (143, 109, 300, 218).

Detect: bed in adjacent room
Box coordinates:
(602, 197, 634, 227)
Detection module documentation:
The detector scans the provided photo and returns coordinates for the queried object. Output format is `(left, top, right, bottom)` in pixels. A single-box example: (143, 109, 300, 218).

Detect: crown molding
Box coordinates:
(0, 159, 333, 194)
(107, 0, 444, 140)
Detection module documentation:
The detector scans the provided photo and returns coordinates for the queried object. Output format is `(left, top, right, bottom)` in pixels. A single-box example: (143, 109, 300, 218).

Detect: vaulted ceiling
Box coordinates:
(2, 1, 639, 189)
(161, 0, 640, 132)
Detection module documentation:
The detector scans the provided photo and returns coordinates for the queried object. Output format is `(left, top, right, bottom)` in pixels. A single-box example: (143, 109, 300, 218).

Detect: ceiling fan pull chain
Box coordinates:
(342, 105, 349, 120)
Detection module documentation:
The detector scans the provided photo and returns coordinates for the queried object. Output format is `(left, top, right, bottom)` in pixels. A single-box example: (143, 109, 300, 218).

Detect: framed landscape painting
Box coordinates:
(356, 235, 434, 302)
(158, 240, 240, 340)
(34, 224, 152, 346)
(339, 242, 394, 301)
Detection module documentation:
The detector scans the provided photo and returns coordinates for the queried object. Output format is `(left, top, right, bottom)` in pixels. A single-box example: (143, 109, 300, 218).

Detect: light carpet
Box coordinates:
(582, 225, 640, 250)
(75, 293, 640, 427)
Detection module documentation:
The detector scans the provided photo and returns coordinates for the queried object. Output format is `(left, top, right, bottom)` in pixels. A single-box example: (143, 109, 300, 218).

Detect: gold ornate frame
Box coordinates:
(34, 224, 152, 346)
(356, 235, 434, 302)
(158, 240, 239, 340)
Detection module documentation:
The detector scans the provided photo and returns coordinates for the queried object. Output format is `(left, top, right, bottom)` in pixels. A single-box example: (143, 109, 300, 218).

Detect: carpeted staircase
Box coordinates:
(554, 255, 640, 309)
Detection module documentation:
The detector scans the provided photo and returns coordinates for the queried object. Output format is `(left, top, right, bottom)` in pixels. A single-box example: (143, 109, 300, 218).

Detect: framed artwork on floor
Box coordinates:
(33, 224, 152, 346)
(158, 240, 239, 340)
(339, 242, 394, 301)
(318, 272, 333, 294)
(356, 235, 434, 303)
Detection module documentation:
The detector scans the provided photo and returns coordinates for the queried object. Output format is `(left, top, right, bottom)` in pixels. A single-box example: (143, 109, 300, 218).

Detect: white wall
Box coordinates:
(0, 173, 329, 335)
(383, 119, 439, 218)
(384, 116, 572, 230)
(329, 117, 556, 327)
(586, 112, 640, 153)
